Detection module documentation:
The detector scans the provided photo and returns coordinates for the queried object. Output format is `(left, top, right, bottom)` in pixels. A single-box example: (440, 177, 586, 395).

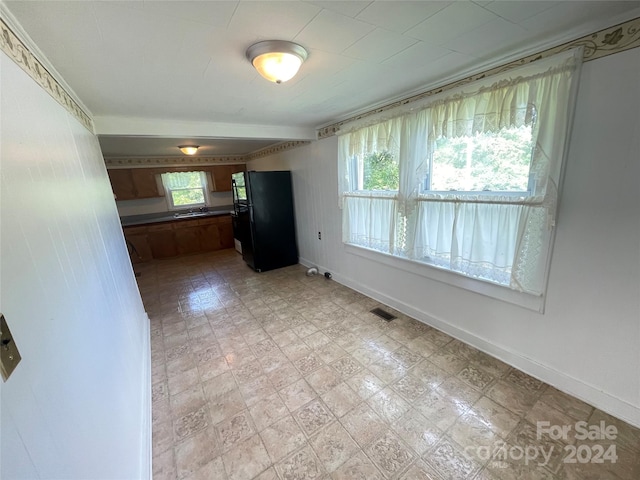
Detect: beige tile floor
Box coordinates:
(141, 249, 640, 480)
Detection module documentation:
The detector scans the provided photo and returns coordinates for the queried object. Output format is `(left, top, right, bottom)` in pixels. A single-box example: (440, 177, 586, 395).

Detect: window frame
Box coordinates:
(338, 49, 583, 307)
(344, 243, 545, 311)
(422, 124, 537, 196)
(161, 171, 210, 211)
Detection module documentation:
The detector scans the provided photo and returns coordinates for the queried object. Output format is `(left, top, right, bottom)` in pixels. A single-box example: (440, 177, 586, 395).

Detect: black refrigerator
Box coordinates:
(231, 170, 298, 272)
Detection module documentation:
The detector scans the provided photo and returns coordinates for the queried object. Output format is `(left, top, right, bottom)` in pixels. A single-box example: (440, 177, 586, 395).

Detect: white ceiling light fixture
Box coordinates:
(246, 40, 308, 84)
(178, 145, 199, 155)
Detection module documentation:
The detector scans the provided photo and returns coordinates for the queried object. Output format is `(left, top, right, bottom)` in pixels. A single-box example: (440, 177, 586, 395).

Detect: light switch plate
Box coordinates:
(0, 314, 21, 381)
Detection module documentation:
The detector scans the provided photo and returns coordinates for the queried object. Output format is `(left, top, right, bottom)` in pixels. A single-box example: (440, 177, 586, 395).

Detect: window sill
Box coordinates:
(344, 243, 545, 313)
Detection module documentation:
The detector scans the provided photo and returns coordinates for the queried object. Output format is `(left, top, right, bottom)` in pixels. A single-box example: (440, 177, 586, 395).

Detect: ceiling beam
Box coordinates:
(94, 116, 316, 141)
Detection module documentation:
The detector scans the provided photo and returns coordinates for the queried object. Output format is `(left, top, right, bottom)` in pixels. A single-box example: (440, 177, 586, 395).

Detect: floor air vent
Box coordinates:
(370, 307, 397, 321)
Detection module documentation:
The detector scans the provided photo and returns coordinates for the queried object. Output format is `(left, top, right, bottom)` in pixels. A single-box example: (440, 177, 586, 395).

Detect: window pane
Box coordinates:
(430, 125, 533, 192)
(171, 188, 205, 207)
(363, 150, 399, 191)
(164, 171, 203, 189)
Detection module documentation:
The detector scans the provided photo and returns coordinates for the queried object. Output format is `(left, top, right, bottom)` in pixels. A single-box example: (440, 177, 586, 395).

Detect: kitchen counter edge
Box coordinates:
(121, 208, 234, 227)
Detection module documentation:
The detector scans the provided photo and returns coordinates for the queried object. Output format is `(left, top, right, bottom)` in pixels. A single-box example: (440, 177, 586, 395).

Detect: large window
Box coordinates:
(338, 49, 583, 298)
(161, 171, 209, 210)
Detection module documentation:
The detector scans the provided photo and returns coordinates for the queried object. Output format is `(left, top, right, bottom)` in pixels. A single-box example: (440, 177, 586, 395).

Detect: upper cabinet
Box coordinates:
(107, 168, 162, 200)
(107, 169, 137, 200)
(107, 164, 246, 200)
(209, 164, 246, 192)
(130, 169, 162, 198)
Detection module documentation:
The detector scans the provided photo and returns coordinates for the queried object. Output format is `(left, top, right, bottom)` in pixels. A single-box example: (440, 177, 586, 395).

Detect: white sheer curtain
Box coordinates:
(338, 49, 583, 295)
(338, 118, 403, 256)
(337, 112, 429, 257)
(409, 200, 524, 286)
(342, 195, 400, 254)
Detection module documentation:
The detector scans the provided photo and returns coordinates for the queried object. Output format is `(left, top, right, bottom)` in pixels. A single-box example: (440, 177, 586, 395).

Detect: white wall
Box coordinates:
(248, 47, 640, 427)
(0, 52, 150, 479)
(116, 195, 173, 216)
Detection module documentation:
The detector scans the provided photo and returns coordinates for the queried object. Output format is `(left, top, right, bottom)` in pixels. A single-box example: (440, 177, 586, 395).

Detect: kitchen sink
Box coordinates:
(173, 211, 209, 218)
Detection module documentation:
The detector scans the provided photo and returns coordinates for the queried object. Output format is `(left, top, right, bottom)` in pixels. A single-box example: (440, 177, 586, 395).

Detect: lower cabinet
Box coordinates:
(123, 215, 234, 262)
(200, 222, 222, 252)
(123, 226, 153, 263)
(147, 224, 179, 258)
(174, 220, 202, 255)
(218, 221, 235, 249)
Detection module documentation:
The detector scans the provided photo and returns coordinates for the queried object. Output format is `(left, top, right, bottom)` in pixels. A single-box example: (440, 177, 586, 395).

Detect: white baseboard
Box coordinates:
(299, 257, 640, 429)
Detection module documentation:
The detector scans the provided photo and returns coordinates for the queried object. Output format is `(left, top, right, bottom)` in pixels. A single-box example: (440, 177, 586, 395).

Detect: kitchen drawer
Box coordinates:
(123, 225, 148, 235)
(177, 219, 201, 228)
(146, 223, 175, 232)
(198, 217, 220, 226)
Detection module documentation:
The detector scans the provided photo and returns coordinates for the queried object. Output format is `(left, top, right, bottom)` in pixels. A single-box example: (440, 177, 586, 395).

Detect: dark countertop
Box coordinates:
(121, 205, 234, 227)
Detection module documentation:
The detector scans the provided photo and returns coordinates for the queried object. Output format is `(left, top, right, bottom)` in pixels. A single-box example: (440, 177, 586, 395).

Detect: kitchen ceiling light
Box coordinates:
(246, 40, 308, 84)
(178, 145, 199, 155)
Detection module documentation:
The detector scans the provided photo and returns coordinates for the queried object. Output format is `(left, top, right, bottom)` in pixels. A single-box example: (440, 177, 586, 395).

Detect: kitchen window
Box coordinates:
(161, 171, 209, 210)
(338, 49, 583, 304)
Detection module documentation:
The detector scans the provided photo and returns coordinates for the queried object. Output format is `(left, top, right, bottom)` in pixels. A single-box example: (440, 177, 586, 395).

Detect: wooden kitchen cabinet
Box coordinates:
(123, 226, 153, 264)
(108, 165, 244, 197)
(199, 218, 222, 251)
(175, 219, 202, 255)
(146, 223, 178, 258)
(217, 216, 235, 249)
(121, 214, 234, 262)
(108, 168, 162, 199)
(210, 164, 245, 192)
(108, 169, 136, 200)
(130, 168, 162, 198)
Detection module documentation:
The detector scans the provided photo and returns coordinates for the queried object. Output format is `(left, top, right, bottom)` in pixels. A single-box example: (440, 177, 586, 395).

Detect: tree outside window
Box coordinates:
(430, 125, 534, 192)
(363, 150, 399, 191)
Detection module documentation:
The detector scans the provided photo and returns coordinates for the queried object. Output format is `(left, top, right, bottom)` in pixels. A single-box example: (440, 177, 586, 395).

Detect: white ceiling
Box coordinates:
(4, 1, 640, 157)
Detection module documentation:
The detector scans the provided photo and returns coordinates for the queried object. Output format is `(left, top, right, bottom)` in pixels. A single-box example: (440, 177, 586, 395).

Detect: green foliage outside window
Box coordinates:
(363, 150, 399, 191)
(359, 126, 532, 193)
(171, 188, 205, 206)
(431, 125, 533, 192)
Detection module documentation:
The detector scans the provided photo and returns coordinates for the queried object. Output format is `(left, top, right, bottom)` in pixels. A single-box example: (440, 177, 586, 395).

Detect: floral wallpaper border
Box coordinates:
(247, 140, 311, 161)
(317, 16, 640, 139)
(0, 18, 94, 132)
(105, 156, 247, 168)
(104, 141, 311, 168)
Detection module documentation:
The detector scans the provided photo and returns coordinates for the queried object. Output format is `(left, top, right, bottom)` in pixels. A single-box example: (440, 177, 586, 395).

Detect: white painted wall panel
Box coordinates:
(0, 52, 150, 479)
(0, 412, 39, 479)
(248, 47, 640, 427)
